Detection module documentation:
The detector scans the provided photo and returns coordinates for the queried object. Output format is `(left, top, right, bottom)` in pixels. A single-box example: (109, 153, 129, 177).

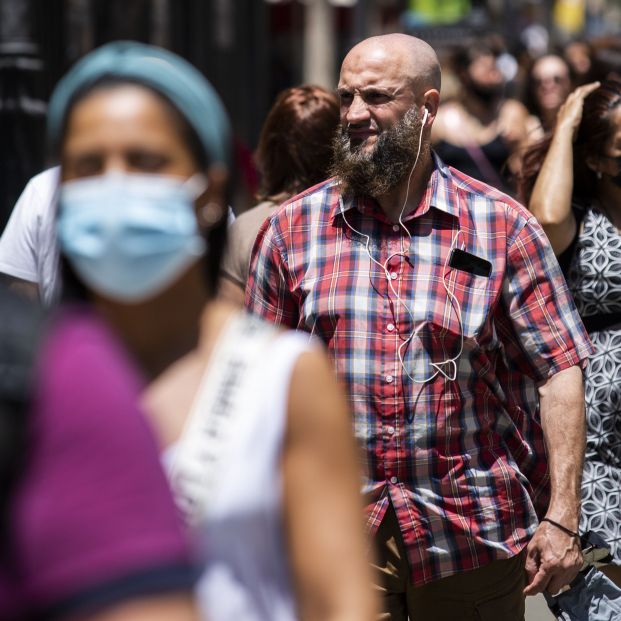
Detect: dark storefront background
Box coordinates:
(1, 0, 619, 227)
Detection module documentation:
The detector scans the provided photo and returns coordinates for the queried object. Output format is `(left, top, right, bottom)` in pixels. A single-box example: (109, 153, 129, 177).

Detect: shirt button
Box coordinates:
(386, 425, 395, 435)
(387, 323, 395, 332)
(392, 224, 400, 232)
(390, 476, 398, 484)
(390, 272, 398, 280)
(385, 375, 393, 383)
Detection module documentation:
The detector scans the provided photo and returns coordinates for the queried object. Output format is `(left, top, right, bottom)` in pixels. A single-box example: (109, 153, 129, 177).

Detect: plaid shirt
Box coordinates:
(246, 155, 593, 586)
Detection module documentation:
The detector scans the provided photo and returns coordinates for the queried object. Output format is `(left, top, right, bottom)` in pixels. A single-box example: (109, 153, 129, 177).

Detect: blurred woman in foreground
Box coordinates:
(47, 41, 375, 621)
(220, 85, 339, 305)
(0, 286, 198, 621)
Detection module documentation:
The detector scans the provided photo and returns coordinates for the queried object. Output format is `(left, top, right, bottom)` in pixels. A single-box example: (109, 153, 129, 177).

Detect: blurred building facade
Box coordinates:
(1, 0, 620, 224)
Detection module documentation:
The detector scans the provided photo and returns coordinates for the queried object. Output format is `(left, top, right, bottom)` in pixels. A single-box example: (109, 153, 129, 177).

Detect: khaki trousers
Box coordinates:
(373, 504, 526, 621)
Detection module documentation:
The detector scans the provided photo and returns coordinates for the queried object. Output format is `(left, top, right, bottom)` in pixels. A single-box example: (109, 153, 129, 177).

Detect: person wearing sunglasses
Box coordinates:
(523, 54, 573, 146)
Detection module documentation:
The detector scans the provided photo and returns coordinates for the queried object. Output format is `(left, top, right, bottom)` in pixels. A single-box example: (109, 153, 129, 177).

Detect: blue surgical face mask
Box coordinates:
(58, 172, 207, 303)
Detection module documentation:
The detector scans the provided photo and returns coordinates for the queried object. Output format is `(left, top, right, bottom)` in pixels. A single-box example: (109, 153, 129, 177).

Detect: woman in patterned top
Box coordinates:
(520, 78, 621, 587)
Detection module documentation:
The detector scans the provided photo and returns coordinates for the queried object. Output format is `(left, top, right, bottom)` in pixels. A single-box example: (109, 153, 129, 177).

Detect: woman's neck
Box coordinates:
(597, 181, 621, 228)
(94, 264, 211, 380)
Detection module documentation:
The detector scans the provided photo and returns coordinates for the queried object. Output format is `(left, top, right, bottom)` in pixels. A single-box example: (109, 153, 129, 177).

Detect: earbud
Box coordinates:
(422, 107, 429, 126)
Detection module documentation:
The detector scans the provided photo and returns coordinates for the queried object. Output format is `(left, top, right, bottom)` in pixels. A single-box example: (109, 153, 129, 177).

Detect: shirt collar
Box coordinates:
(330, 151, 460, 223)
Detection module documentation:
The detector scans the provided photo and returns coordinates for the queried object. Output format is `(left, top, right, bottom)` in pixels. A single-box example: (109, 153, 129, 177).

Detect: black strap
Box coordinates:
(541, 517, 580, 539)
(581, 312, 621, 334)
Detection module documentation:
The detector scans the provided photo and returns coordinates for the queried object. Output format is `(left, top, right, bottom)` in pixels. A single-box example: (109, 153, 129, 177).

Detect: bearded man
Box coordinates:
(246, 34, 592, 620)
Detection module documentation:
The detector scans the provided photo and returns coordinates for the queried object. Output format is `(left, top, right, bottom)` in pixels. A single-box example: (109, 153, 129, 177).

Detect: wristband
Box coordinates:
(541, 517, 580, 539)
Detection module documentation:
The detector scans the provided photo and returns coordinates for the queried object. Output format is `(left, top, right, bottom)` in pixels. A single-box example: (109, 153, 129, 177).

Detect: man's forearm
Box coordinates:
(538, 365, 586, 529)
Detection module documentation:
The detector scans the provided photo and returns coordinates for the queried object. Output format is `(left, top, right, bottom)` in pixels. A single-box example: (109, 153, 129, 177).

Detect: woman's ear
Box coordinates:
(196, 163, 229, 231)
(585, 154, 603, 179)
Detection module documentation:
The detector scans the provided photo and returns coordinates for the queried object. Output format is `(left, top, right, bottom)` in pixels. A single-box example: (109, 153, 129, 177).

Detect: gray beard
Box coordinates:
(330, 107, 423, 198)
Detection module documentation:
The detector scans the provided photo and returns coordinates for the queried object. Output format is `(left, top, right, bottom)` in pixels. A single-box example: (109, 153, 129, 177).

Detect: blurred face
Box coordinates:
(564, 42, 591, 78)
(466, 53, 504, 99)
(61, 85, 200, 182)
(531, 56, 571, 113)
(58, 85, 219, 307)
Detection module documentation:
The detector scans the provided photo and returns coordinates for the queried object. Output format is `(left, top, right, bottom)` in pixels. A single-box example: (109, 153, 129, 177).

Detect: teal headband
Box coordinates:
(47, 41, 231, 165)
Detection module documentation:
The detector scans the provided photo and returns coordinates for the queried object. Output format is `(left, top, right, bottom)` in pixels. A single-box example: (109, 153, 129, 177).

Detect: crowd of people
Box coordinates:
(0, 25, 620, 621)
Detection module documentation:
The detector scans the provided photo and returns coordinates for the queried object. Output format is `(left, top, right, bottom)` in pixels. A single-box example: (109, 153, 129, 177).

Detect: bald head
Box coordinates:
(343, 34, 441, 94)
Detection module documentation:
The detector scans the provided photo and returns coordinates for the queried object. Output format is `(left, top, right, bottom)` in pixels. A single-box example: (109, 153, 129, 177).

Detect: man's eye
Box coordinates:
(339, 92, 353, 103)
(366, 92, 389, 104)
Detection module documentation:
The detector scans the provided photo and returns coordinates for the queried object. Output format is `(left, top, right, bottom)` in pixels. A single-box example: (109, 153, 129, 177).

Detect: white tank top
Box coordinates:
(163, 313, 314, 621)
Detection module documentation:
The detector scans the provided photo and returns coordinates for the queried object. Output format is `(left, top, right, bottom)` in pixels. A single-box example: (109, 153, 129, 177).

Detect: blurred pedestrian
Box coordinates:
(563, 40, 598, 86)
(0, 167, 60, 305)
(521, 79, 621, 587)
(247, 33, 592, 621)
(432, 40, 530, 193)
(0, 285, 199, 621)
(220, 85, 339, 305)
(524, 54, 573, 142)
(47, 41, 376, 621)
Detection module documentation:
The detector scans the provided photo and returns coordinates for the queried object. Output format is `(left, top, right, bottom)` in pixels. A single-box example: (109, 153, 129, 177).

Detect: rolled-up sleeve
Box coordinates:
(498, 216, 594, 382)
(245, 216, 299, 328)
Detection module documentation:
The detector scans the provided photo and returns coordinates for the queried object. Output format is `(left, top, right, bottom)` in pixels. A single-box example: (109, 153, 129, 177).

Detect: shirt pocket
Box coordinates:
(427, 266, 492, 352)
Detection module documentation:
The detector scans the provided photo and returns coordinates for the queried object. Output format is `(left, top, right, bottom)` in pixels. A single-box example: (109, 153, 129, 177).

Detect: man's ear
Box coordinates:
(422, 89, 440, 126)
(196, 163, 229, 231)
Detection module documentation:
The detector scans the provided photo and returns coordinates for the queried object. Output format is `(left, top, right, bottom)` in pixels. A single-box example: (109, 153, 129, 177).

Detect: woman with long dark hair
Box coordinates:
(520, 79, 621, 586)
(45, 41, 375, 621)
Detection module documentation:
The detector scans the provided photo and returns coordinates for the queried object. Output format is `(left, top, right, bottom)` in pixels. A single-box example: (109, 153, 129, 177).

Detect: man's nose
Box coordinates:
(345, 94, 370, 126)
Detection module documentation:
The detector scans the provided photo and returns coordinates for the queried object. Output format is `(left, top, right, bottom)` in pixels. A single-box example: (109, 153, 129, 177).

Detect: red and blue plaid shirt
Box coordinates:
(246, 155, 593, 586)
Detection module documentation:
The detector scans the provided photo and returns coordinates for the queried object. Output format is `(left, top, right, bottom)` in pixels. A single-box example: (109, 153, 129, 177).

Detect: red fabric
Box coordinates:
(246, 155, 593, 586)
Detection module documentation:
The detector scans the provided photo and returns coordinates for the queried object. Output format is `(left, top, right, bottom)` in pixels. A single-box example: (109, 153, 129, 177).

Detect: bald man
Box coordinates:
(247, 34, 592, 620)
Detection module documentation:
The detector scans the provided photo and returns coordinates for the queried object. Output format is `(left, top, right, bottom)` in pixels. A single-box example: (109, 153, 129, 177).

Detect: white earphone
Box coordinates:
(339, 102, 465, 384)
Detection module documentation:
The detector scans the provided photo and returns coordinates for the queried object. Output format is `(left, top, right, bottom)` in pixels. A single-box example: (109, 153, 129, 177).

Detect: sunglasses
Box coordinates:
(533, 75, 568, 86)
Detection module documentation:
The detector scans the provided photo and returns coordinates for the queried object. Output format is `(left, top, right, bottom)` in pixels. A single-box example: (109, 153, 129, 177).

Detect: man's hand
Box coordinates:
(526, 365, 586, 596)
(524, 520, 583, 596)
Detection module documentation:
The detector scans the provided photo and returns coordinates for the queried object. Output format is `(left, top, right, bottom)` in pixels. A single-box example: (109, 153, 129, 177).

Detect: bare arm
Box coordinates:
(218, 275, 245, 307)
(79, 593, 198, 621)
(283, 349, 376, 621)
(528, 82, 600, 255)
(524, 365, 585, 596)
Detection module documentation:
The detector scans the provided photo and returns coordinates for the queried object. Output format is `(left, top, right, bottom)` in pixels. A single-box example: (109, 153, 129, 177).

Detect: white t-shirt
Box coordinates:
(0, 167, 60, 306)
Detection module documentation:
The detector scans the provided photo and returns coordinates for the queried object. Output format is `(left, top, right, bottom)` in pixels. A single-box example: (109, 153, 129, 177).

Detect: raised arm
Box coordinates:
(524, 365, 585, 596)
(283, 348, 376, 621)
(528, 82, 600, 255)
